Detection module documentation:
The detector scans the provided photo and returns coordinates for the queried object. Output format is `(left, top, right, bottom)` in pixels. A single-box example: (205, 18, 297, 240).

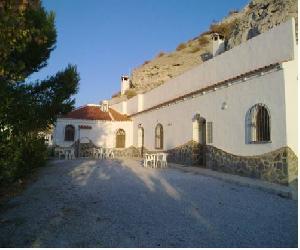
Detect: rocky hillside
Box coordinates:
(227, 0, 298, 49)
(111, 0, 297, 102)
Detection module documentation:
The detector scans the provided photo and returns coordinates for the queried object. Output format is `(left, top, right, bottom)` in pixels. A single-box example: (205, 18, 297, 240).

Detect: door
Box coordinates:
(138, 127, 144, 156)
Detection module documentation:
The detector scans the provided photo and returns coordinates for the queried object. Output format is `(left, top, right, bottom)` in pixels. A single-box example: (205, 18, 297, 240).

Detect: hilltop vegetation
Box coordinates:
(111, 0, 297, 102)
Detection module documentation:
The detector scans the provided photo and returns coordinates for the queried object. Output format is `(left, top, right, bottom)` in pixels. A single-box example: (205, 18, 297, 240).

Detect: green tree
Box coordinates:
(0, 0, 80, 184)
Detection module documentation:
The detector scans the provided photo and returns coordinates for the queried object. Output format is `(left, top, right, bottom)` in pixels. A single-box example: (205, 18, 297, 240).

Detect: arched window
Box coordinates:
(246, 104, 270, 143)
(116, 129, 126, 148)
(65, 125, 75, 141)
(155, 124, 163, 149)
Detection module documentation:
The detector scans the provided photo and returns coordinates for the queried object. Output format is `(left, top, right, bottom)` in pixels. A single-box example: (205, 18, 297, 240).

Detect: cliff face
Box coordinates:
(227, 0, 297, 49)
(111, 0, 297, 102)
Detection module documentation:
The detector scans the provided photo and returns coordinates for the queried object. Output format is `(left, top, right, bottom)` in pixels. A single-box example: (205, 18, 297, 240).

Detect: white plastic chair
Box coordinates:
(102, 148, 107, 159)
(64, 148, 75, 160)
(69, 148, 75, 159)
(57, 148, 65, 160)
(144, 154, 155, 167)
(107, 149, 114, 159)
(92, 148, 101, 159)
(97, 148, 104, 159)
(55, 147, 75, 160)
(156, 153, 168, 168)
(103, 149, 114, 159)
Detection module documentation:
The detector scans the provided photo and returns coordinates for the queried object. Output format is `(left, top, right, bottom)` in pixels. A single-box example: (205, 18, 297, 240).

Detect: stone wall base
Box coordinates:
(205, 145, 298, 186)
(166, 140, 205, 165)
(113, 146, 142, 158)
(165, 141, 297, 187)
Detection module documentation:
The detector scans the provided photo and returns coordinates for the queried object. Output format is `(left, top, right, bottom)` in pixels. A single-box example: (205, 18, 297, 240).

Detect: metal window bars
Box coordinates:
(247, 104, 270, 143)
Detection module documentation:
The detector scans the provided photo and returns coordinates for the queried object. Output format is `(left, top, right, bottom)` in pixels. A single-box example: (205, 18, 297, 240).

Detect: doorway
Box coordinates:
(138, 127, 144, 156)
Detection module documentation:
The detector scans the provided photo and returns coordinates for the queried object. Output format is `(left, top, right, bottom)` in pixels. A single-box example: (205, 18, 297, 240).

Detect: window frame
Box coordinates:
(116, 128, 126, 148)
(246, 104, 271, 144)
(64, 124, 75, 142)
(155, 123, 164, 150)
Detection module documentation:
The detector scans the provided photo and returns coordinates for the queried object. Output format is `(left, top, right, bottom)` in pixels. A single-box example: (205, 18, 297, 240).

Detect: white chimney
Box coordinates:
(100, 100, 109, 112)
(211, 33, 225, 56)
(121, 75, 130, 95)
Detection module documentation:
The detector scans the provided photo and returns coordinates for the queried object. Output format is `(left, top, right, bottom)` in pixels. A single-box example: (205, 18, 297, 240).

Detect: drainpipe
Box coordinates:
(78, 126, 81, 158)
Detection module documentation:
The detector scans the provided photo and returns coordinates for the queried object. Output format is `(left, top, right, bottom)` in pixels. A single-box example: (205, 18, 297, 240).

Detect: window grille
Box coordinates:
(155, 124, 163, 149)
(207, 122, 213, 144)
(64, 125, 75, 141)
(116, 129, 126, 148)
(246, 104, 270, 143)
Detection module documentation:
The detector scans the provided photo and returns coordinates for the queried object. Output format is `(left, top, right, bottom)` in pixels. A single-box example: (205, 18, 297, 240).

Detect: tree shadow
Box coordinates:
(0, 158, 297, 248)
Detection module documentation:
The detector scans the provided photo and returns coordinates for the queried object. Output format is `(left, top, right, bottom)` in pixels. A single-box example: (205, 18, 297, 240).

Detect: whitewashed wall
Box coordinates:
(126, 96, 139, 114)
(132, 69, 288, 156)
(119, 19, 295, 115)
(111, 101, 123, 113)
(282, 48, 298, 155)
(54, 19, 296, 157)
(111, 94, 144, 114)
(53, 119, 133, 148)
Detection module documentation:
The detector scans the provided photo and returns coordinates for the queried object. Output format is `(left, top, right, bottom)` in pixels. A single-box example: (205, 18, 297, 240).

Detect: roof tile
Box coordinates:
(62, 105, 130, 121)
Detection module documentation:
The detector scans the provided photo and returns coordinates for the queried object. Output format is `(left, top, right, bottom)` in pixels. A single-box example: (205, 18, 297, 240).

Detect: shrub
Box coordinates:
(198, 36, 210, 46)
(189, 46, 201, 53)
(228, 9, 239, 16)
(209, 18, 238, 40)
(176, 43, 187, 51)
(47, 146, 55, 158)
(143, 60, 150, 65)
(0, 135, 47, 185)
(112, 91, 121, 98)
(124, 89, 137, 99)
(156, 51, 165, 58)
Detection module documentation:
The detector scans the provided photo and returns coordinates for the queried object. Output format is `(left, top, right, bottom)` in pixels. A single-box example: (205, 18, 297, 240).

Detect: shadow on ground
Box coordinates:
(0, 158, 297, 247)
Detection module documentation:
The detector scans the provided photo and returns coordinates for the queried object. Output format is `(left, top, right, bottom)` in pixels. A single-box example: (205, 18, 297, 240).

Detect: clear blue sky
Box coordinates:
(30, 0, 249, 107)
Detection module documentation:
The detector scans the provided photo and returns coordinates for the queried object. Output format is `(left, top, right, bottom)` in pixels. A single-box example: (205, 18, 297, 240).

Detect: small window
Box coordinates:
(65, 125, 75, 141)
(116, 129, 126, 148)
(246, 104, 271, 143)
(207, 122, 213, 144)
(155, 124, 163, 149)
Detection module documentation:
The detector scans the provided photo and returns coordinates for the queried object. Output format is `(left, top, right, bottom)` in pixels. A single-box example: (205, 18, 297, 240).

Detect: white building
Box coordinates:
(53, 19, 297, 188)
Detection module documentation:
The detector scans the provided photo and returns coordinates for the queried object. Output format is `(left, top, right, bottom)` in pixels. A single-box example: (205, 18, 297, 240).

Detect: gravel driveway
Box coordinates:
(0, 158, 297, 247)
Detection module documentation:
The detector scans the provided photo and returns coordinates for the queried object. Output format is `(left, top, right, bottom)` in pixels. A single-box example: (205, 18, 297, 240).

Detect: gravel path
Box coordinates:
(0, 158, 297, 247)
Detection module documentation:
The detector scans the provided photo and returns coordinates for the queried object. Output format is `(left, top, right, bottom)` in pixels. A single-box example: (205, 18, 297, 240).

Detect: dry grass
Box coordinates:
(156, 51, 165, 58)
(111, 91, 121, 98)
(198, 36, 210, 46)
(124, 89, 137, 99)
(209, 18, 239, 39)
(143, 60, 150, 65)
(228, 9, 239, 16)
(176, 43, 187, 51)
(189, 46, 201, 53)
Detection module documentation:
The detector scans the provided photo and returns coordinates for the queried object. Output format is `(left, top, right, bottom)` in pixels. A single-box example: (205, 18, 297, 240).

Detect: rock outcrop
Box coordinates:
(111, 0, 297, 102)
(227, 0, 298, 49)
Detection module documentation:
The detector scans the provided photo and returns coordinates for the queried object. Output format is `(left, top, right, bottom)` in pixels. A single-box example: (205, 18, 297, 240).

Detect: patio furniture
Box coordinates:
(155, 153, 168, 168)
(93, 148, 103, 159)
(55, 148, 65, 160)
(55, 147, 75, 160)
(103, 148, 114, 159)
(143, 154, 155, 167)
(98, 148, 104, 159)
(143, 152, 168, 168)
(65, 148, 75, 160)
